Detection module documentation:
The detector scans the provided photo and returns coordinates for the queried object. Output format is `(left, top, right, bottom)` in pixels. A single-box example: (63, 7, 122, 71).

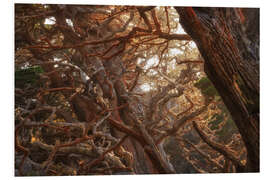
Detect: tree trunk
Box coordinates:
(175, 7, 259, 172)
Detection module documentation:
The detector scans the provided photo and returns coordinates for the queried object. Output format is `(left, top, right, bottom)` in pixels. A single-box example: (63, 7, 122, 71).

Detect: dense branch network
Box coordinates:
(15, 4, 246, 175)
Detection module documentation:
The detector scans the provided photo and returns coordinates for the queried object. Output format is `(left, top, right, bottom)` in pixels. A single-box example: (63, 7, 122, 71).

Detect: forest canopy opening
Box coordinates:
(15, 4, 259, 176)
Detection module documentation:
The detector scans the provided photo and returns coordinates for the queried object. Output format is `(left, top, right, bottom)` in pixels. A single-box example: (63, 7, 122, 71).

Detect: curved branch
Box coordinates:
(177, 137, 224, 171)
(156, 97, 206, 144)
(192, 121, 245, 172)
(80, 135, 129, 172)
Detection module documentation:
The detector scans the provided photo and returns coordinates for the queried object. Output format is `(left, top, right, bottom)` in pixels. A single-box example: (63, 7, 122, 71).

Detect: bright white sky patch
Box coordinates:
(44, 17, 56, 25)
(189, 41, 197, 49)
(174, 24, 186, 34)
(140, 83, 151, 92)
(148, 69, 158, 75)
(137, 57, 144, 65)
(53, 57, 61, 61)
(169, 48, 183, 56)
(144, 55, 159, 69)
(66, 19, 74, 27)
(168, 59, 177, 70)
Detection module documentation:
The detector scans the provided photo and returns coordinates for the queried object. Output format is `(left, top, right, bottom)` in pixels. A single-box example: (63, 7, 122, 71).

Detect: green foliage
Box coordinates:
(217, 118, 237, 137)
(208, 105, 238, 143)
(208, 113, 224, 130)
(196, 77, 240, 142)
(34, 23, 40, 29)
(194, 77, 219, 98)
(44, 24, 53, 30)
(15, 66, 44, 88)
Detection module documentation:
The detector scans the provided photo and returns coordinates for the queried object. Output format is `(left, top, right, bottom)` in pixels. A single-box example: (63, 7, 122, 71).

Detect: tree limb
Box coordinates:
(192, 121, 245, 172)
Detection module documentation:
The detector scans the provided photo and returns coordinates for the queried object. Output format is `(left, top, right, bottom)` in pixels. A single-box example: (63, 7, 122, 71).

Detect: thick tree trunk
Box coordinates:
(175, 7, 259, 172)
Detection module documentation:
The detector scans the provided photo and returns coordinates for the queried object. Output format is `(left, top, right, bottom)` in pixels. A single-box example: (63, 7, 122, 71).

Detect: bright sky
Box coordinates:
(66, 19, 74, 27)
(174, 24, 186, 34)
(44, 17, 74, 27)
(44, 17, 56, 25)
(144, 55, 159, 69)
(140, 83, 151, 92)
(169, 48, 183, 56)
(44, 16, 195, 93)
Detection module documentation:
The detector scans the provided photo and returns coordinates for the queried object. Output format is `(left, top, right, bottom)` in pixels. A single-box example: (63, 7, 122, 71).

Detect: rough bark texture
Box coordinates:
(15, 4, 257, 175)
(175, 7, 259, 172)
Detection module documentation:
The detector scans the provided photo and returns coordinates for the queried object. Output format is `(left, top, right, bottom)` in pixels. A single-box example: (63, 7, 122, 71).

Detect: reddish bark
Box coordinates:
(176, 7, 259, 172)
